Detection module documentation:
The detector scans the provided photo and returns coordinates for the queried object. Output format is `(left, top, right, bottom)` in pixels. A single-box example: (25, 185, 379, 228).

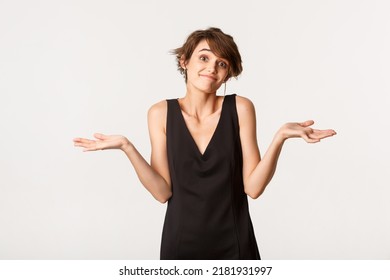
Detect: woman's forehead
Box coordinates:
(195, 40, 212, 52)
(194, 39, 226, 60)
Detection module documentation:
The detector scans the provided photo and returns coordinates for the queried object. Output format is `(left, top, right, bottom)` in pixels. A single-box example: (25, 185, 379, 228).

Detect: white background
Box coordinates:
(1, 0, 389, 259)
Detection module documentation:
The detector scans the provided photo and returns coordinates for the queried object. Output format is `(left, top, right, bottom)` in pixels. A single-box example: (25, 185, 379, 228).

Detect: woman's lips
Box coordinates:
(200, 74, 217, 81)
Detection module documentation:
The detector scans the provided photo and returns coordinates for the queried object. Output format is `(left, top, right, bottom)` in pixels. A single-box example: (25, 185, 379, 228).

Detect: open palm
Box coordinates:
(281, 120, 336, 143)
(73, 133, 129, 152)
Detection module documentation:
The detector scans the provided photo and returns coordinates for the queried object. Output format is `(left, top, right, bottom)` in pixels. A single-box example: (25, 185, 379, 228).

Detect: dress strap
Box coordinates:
(224, 94, 239, 134)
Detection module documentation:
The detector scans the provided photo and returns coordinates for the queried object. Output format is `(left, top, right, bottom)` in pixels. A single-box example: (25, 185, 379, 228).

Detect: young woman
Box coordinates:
(73, 27, 336, 260)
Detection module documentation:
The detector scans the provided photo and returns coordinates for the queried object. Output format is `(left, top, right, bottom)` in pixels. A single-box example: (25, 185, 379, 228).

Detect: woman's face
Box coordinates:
(182, 40, 230, 94)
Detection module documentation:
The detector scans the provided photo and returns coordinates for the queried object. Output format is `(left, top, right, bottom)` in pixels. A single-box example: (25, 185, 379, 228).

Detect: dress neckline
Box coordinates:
(175, 96, 227, 158)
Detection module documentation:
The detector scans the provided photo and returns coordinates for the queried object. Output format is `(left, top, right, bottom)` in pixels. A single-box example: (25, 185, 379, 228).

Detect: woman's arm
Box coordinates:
(236, 96, 336, 199)
(73, 101, 172, 203)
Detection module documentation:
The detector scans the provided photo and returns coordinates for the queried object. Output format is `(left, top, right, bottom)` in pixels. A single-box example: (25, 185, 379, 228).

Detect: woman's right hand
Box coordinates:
(73, 133, 131, 152)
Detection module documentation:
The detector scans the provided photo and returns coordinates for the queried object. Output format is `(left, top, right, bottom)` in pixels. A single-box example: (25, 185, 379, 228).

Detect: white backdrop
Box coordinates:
(1, 0, 389, 259)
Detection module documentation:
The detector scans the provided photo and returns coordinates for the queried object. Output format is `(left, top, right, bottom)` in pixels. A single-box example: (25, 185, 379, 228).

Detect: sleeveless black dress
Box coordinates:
(161, 94, 260, 260)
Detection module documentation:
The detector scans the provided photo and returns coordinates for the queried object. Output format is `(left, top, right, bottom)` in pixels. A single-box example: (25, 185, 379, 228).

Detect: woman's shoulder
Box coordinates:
(234, 94, 256, 117)
(147, 100, 168, 132)
(148, 99, 168, 118)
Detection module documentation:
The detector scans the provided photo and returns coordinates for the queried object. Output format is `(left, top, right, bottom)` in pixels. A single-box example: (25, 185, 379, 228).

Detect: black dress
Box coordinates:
(161, 94, 260, 260)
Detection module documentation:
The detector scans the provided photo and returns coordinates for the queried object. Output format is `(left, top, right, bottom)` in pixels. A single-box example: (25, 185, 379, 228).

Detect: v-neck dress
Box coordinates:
(161, 94, 260, 260)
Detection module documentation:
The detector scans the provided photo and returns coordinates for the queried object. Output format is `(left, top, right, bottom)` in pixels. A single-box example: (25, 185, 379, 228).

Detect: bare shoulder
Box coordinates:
(235, 95, 256, 121)
(148, 100, 168, 131)
(148, 100, 167, 117)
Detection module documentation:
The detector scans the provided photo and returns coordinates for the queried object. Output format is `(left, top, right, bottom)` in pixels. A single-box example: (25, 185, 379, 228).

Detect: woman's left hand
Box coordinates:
(278, 120, 336, 143)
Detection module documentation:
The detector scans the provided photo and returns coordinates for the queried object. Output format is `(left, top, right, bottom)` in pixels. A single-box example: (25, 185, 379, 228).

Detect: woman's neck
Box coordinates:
(180, 88, 222, 120)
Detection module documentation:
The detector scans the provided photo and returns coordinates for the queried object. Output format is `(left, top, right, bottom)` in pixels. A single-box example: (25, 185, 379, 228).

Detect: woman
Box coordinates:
(73, 27, 336, 259)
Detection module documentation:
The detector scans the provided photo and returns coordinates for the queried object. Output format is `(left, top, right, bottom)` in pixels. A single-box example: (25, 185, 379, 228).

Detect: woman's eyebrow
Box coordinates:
(198, 48, 227, 62)
(198, 48, 213, 53)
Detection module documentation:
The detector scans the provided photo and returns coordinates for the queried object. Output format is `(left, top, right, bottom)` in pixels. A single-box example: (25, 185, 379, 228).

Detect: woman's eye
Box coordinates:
(200, 56, 208, 61)
(218, 61, 228, 68)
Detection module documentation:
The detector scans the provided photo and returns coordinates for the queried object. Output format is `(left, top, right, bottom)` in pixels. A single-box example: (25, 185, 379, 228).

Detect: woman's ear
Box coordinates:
(179, 55, 187, 70)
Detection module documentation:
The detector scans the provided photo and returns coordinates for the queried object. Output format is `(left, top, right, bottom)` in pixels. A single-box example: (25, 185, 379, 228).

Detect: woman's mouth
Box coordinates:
(200, 74, 217, 81)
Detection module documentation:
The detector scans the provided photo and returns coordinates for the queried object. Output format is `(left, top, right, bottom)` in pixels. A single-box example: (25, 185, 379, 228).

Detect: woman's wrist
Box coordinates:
(120, 138, 133, 153)
(275, 125, 288, 143)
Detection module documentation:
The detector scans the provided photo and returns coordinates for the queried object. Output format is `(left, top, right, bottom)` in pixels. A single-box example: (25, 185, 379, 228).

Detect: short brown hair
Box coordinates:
(172, 27, 243, 81)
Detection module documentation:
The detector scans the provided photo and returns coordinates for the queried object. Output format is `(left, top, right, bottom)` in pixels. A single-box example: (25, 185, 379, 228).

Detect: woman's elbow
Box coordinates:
(157, 197, 169, 204)
(245, 188, 264, 200)
(247, 192, 261, 200)
(155, 192, 172, 204)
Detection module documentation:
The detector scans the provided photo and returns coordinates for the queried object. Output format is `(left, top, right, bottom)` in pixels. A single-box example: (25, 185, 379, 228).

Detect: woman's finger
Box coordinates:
(299, 120, 314, 127)
(302, 133, 320, 143)
(311, 129, 337, 139)
(82, 142, 102, 151)
(94, 133, 108, 140)
(74, 138, 95, 144)
(83, 147, 99, 152)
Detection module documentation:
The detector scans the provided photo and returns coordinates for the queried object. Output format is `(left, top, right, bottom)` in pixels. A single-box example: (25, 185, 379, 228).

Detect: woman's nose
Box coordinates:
(207, 62, 217, 73)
